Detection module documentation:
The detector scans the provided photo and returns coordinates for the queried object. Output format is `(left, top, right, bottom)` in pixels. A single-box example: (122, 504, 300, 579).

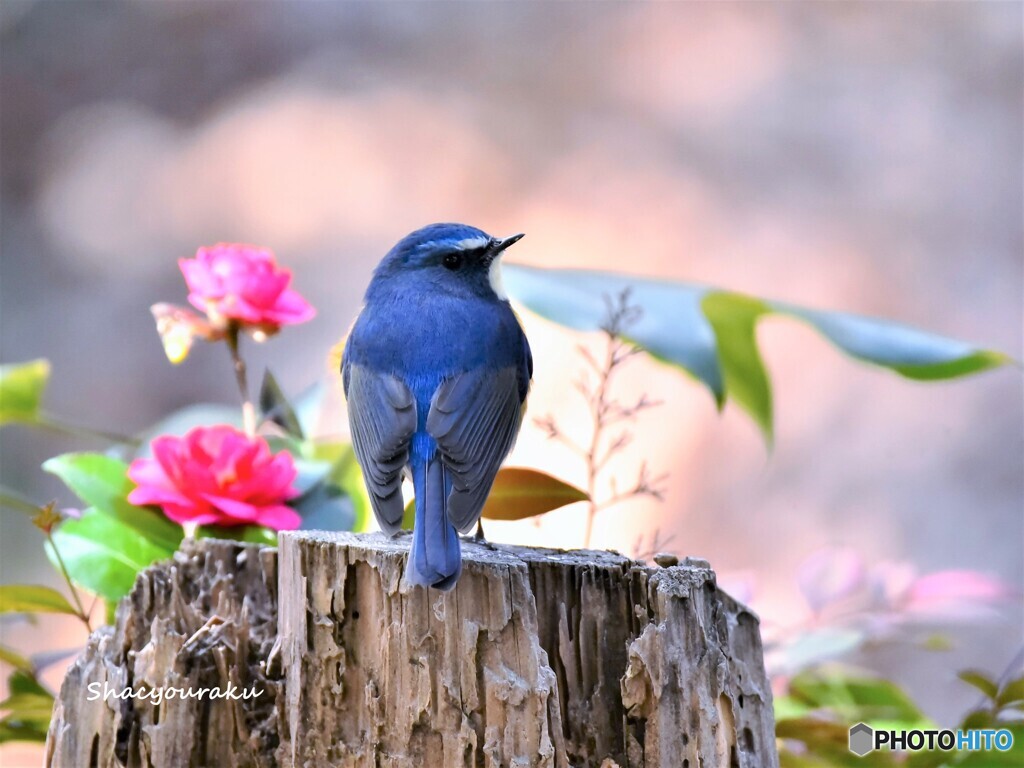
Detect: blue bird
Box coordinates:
(342, 223, 532, 590)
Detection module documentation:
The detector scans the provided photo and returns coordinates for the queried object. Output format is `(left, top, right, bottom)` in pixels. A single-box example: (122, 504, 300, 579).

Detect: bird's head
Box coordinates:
(369, 223, 524, 301)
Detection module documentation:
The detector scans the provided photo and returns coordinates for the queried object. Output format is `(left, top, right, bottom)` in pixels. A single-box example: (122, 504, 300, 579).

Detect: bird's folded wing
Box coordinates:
(344, 365, 416, 535)
(427, 366, 523, 534)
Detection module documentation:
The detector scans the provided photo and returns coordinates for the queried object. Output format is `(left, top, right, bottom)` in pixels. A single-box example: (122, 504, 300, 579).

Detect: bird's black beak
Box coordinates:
(492, 233, 525, 254)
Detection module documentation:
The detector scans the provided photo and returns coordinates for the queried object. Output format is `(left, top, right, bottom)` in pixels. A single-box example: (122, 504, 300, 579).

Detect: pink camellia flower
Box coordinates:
(179, 243, 315, 331)
(128, 425, 301, 530)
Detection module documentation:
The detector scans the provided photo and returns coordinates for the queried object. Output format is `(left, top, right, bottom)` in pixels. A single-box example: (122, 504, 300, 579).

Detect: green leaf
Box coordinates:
(701, 292, 773, 444)
(0, 693, 54, 721)
(43, 453, 184, 552)
(0, 715, 50, 744)
(0, 585, 78, 616)
(777, 304, 1012, 381)
(503, 265, 725, 403)
(503, 264, 1013, 445)
(0, 670, 52, 744)
(776, 717, 902, 767)
(0, 359, 50, 426)
(305, 441, 370, 533)
(0, 646, 32, 673)
(787, 668, 929, 728)
(998, 676, 1024, 708)
(958, 669, 999, 701)
(195, 525, 278, 545)
(259, 370, 304, 439)
(47, 509, 175, 603)
(6, 670, 49, 698)
(960, 708, 996, 731)
(480, 467, 589, 521)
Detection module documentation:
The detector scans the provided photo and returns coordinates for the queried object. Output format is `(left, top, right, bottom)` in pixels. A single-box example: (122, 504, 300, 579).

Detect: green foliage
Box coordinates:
(776, 664, 1024, 767)
(503, 265, 1013, 444)
(47, 509, 177, 603)
(259, 369, 304, 439)
(775, 667, 929, 767)
(957, 670, 999, 701)
(0, 645, 33, 673)
(0, 669, 53, 744)
(0, 585, 78, 616)
(785, 668, 930, 729)
(0, 359, 50, 426)
(195, 524, 278, 545)
(267, 437, 366, 533)
(43, 453, 184, 551)
(701, 292, 774, 443)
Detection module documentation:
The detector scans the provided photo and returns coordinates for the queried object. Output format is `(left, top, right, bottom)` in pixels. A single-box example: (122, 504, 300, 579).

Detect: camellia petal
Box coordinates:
(177, 243, 315, 332)
(252, 504, 302, 531)
(201, 494, 261, 523)
(128, 425, 302, 531)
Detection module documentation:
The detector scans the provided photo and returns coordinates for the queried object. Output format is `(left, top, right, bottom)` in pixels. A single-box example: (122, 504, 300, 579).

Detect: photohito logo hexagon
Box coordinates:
(849, 722, 874, 756)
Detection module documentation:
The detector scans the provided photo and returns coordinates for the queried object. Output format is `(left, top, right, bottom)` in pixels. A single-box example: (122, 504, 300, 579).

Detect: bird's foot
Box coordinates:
(466, 520, 497, 550)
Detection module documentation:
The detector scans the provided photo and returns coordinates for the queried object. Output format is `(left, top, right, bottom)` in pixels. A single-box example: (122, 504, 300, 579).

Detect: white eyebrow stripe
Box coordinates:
(454, 236, 490, 251)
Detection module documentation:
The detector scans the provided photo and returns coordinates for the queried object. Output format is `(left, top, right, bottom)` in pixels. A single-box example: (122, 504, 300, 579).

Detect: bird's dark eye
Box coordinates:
(442, 252, 463, 271)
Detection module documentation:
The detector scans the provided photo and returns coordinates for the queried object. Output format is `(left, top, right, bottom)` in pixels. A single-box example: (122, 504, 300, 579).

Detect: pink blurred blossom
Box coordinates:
(798, 548, 866, 615)
(764, 549, 1018, 677)
(127, 425, 301, 530)
(179, 243, 315, 332)
(897, 570, 1017, 622)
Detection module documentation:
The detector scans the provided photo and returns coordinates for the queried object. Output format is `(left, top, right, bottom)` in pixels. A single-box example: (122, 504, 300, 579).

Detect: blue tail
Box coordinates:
(407, 454, 462, 590)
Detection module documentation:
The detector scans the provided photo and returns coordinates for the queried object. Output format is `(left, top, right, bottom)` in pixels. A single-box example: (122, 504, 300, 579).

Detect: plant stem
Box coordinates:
(582, 333, 618, 548)
(0, 487, 41, 515)
(226, 324, 257, 437)
(46, 530, 92, 633)
(35, 414, 139, 447)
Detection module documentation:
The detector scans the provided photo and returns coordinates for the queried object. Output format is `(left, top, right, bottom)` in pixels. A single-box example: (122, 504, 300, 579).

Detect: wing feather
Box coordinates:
(427, 366, 523, 533)
(344, 365, 416, 535)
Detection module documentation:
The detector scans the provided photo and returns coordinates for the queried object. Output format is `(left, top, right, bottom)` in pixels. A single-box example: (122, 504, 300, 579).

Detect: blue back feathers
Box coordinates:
(342, 223, 532, 590)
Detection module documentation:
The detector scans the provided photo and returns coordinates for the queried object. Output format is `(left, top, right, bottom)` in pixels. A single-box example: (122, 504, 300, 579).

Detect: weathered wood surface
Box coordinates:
(46, 532, 777, 768)
(46, 539, 282, 768)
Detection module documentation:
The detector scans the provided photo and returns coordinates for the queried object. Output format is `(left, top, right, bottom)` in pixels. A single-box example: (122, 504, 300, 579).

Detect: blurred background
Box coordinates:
(1, 1, 1021, 761)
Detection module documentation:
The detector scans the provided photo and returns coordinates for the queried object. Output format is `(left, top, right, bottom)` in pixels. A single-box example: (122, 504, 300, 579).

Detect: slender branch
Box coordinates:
(226, 323, 257, 437)
(0, 487, 41, 515)
(582, 330, 618, 547)
(633, 529, 678, 561)
(46, 529, 92, 633)
(34, 413, 139, 447)
(973, 644, 1024, 713)
(535, 289, 667, 549)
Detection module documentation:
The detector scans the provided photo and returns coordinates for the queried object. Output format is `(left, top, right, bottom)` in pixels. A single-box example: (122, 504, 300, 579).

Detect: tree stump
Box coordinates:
(46, 532, 777, 768)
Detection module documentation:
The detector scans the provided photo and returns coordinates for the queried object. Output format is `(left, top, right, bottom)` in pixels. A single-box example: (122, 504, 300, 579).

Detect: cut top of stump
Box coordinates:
(277, 530, 776, 768)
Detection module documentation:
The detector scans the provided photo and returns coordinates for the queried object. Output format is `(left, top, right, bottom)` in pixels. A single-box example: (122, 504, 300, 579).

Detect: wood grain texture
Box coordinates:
(47, 533, 777, 768)
(46, 539, 282, 768)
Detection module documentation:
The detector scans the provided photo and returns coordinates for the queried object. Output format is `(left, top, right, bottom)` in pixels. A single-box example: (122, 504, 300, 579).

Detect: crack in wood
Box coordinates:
(46, 533, 776, 768)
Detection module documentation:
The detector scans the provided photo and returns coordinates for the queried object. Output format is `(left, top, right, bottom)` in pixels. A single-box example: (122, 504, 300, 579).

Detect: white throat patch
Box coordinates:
(488, 256, 508, 300)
